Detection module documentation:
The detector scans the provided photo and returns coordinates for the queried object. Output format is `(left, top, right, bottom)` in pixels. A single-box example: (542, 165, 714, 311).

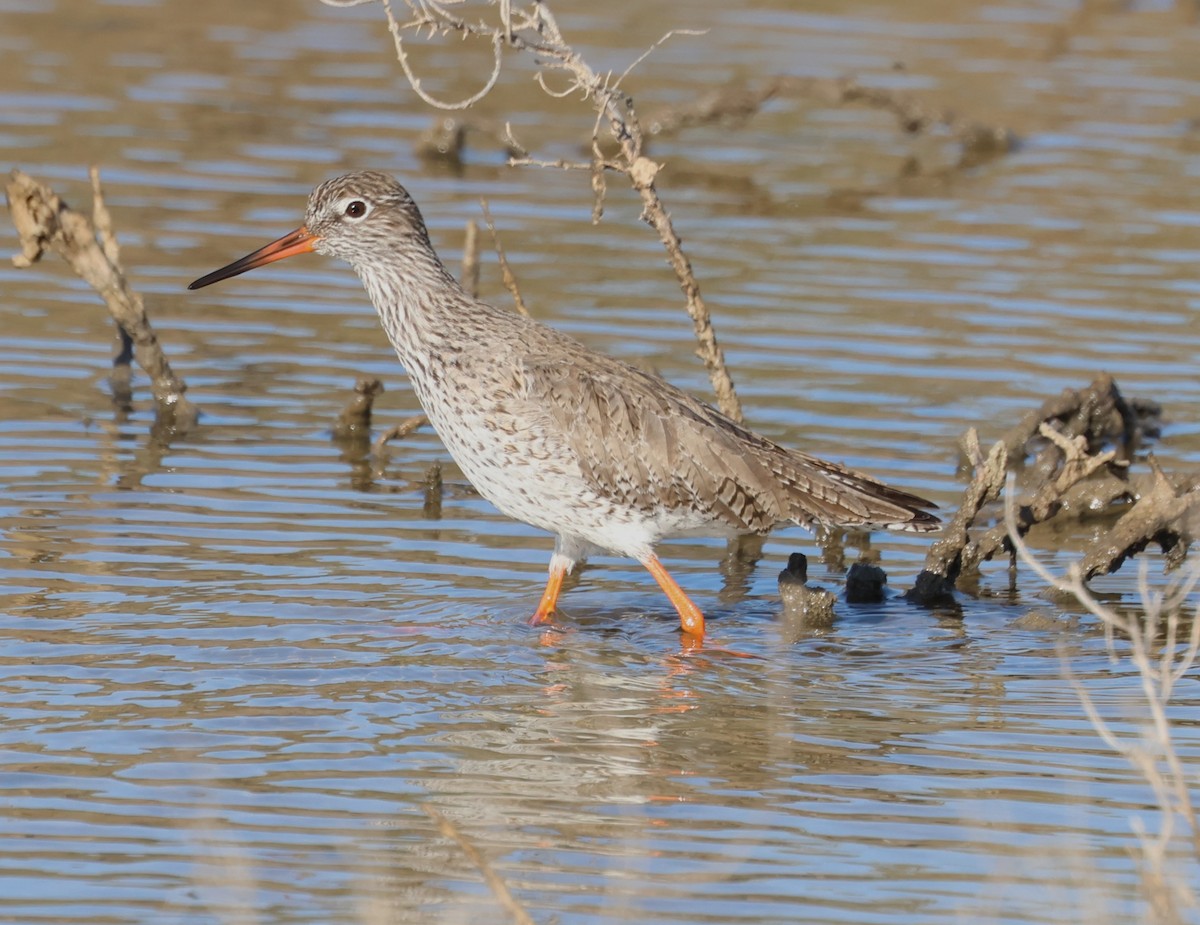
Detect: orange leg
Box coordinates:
(643, 556, 706, 640)
(531, 561, 567, 624)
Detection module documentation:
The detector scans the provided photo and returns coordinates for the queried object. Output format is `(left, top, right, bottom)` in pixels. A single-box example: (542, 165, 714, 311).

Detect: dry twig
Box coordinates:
(320, 0, 743, 422)
(1079, 460, 1200, 579)
(479, 198, 529, 316)
(5, 168, 198, 429)
(1005, 479, 1200, 916)
(423, 804, 536, 925)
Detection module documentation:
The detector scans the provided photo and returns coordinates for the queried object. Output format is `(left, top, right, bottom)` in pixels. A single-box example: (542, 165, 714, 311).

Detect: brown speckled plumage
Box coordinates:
(190, 171, 939, 640)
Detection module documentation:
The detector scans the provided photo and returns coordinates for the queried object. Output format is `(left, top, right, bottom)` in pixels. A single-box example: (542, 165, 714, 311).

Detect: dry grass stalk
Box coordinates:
(319, 0, 743, 422)
(422, 804, 536, 925)
(479, 198, 529, 317)
(1005, 478, 1200, 922)
(5, 167, 198, 430)
(87, 167, 137, 398)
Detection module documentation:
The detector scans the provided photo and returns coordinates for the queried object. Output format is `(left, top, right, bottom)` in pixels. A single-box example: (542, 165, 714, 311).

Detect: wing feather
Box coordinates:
(521, 356, 937, 535)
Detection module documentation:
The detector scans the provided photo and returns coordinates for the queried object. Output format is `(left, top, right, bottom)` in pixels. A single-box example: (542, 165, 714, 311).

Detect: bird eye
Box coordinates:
(344, 200, 368, 219)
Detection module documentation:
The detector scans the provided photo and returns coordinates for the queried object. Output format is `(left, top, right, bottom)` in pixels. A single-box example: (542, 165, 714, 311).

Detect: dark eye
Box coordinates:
(344, 200, 367, 218)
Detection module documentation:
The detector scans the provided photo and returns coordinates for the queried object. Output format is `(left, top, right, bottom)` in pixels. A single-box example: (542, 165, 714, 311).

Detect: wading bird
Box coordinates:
(190, 171, 938, 641)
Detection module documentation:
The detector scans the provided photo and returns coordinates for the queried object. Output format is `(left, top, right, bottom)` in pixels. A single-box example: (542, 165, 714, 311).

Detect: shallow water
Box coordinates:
(2, 0, 1199, 922)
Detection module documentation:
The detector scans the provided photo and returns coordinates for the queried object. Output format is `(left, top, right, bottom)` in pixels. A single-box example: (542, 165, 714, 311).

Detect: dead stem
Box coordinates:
(422, 805, 536, 925)
(5, 167, 198, 430)
(479, 198, 529, 317)
(88, 168, 136, 401)
(461, 218, 481, 298)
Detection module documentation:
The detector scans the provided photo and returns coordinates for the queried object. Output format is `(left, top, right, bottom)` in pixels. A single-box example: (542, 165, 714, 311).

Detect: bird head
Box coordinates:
(188, 171, 433, 290)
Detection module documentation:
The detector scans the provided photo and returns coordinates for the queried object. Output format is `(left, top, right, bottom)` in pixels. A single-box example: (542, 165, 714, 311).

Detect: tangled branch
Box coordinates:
(320, 0, 743, 421)
(906, 374, 1184, 605)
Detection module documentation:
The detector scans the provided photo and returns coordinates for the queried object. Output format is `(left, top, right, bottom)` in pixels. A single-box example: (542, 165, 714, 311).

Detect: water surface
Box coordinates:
(2, 0, 1199, 922)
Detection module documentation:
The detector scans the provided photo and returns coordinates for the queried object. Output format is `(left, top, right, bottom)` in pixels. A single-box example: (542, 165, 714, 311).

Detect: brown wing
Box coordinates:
(521, 357, 939, 535)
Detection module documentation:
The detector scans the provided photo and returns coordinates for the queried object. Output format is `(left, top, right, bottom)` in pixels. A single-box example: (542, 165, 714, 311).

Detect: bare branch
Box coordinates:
(908, 375, 1177, 606)
(904, 430, 1007, 603)
(612, 29, 709, 92)
(88, 166, 135, 397)
(507, 156, 604, 172)
(5, 168, 197, 430)
(381, 0, 505, 110)
(534, 70, 582, 99)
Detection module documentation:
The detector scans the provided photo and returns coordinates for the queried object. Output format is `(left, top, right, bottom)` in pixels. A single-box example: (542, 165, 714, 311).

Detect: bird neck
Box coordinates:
(354, 250, 511, 393)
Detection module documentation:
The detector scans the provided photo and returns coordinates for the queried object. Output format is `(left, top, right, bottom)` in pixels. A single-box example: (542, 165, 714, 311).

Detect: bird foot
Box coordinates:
(673, 637, 762, 661)
(529, 608, 557, 626)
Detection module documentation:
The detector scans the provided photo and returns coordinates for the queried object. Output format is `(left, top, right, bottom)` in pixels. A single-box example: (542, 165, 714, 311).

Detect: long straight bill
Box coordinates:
(188, 226, 318, 290)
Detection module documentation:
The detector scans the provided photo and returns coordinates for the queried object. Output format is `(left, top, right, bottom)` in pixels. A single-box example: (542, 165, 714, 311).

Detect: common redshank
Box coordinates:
(189, 171, 938, 640)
